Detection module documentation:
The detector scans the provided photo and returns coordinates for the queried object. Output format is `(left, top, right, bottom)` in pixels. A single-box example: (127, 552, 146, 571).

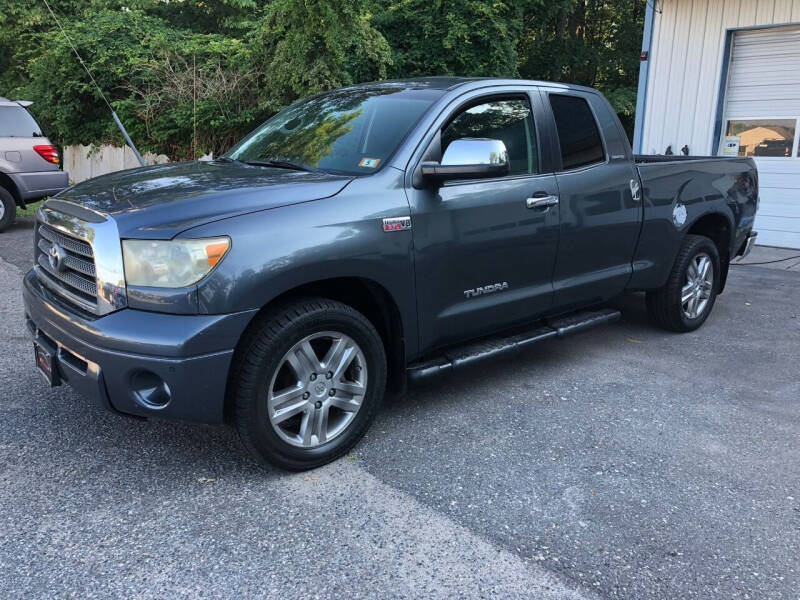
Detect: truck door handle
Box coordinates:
(526, 195, 559, 210)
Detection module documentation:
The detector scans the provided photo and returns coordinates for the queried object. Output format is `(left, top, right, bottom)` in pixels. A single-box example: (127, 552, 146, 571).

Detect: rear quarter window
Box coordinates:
(0, 106, 43, 137)
(549, 94, 605, 170)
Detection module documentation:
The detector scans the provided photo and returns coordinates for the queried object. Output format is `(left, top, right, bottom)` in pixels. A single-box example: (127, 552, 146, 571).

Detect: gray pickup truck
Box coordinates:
(23, 78, 758, 470)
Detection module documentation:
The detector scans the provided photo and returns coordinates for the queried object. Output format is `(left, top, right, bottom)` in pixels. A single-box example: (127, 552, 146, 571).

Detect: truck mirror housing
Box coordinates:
(421, 138, 510, 183)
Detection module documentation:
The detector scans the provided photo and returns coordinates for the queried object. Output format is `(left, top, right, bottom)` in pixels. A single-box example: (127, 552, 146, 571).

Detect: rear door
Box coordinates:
(407, 89, 560, 351)
(540, 89, 642, 309)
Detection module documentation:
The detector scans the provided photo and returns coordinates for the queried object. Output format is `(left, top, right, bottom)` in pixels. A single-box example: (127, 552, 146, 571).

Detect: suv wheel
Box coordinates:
(0, 187, 16, 233)
(646, 234, 720, 332)
(232, 297, 386, 471)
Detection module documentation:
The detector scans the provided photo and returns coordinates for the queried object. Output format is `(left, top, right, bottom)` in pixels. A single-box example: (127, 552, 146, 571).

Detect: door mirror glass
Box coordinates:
(421, 138, 510, 183)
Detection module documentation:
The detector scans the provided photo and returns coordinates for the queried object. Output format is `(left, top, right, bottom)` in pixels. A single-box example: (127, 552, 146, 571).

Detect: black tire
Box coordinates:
(232, 297, 386, 471)
(0, 186, 16, 233)
(646, 234, 721, 332)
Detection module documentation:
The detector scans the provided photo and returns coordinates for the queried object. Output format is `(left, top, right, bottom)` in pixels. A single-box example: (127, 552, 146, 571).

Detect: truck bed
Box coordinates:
(634, 154, 727, 164)
(627, 154, 758, 291)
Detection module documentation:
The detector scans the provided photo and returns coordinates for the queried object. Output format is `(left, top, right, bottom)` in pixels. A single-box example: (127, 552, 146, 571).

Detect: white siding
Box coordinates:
(724, 26, 800, 247)
(641, 0, 800, 248)
(642, 0, 800, 155)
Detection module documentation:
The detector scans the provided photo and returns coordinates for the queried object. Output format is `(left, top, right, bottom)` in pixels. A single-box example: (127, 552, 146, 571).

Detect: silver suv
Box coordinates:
(0, 97, 69, 232)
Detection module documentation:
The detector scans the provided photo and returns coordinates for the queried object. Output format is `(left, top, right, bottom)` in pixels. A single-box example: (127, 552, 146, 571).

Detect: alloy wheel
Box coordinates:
(267, 331, 368, 448)
(682, 252, 714, 319)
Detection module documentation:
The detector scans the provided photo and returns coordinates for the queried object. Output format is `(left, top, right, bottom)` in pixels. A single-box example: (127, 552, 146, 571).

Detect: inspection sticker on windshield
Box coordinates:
(358, 157, 380, 168)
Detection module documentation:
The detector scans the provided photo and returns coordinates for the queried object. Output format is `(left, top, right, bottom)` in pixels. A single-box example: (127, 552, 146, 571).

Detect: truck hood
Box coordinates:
(54, 160, 354, 239)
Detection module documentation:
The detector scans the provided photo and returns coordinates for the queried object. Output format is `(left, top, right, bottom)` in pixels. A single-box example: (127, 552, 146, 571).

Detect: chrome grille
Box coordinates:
(34, 204, 127, 316)
(36, 238, 96, 277)
(38, 224, 93, 258)
(34, 222, 98, 310)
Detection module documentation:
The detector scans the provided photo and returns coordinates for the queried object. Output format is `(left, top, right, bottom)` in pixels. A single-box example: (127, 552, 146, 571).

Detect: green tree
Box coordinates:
(20, 9, 173, 148)
(1, 0, 645, 156)
(518, 0, 645, 135)
(0, 0, 126, 97)
(249, 0, 392, 110)
(129, 0, 262, 36)
(119, 34, 264, 158)
(373, 0, 523, 78)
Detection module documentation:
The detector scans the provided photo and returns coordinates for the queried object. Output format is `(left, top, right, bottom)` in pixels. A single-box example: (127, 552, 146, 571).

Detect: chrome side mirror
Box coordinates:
(420, 138, 510, 183)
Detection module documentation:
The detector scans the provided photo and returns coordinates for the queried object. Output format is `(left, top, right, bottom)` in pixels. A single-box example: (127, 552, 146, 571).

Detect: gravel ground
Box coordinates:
(1, 218, 798, 599)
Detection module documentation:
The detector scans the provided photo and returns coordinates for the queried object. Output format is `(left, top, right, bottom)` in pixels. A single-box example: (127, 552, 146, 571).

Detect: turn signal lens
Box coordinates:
(33, 144, 60, 165)
(205, 241, 230, 267)
(122, 237, 231, 288)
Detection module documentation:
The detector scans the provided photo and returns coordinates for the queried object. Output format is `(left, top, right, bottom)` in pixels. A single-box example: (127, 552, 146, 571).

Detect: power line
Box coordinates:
(40, 0, 145, 166)
(40, 0, 114, 112)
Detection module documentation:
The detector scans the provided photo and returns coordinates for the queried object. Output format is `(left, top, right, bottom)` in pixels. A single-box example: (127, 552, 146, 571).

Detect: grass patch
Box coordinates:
(17, 200, 43, 218)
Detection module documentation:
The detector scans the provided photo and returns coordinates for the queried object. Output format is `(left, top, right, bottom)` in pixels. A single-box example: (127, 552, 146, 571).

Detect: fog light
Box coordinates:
(131, 370, 171, 408)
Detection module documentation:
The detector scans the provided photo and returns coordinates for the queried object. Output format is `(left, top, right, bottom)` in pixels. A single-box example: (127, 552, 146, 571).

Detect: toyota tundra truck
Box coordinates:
(23, 78, 758, 470)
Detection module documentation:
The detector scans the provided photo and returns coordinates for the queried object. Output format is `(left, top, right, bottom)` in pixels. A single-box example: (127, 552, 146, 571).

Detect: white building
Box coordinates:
(633, 0, 800, 248)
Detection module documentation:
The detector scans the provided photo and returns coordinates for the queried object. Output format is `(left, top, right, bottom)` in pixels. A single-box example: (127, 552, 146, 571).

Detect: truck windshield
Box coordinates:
(227, 87, 440, 175)
(0, 106, 43, 137)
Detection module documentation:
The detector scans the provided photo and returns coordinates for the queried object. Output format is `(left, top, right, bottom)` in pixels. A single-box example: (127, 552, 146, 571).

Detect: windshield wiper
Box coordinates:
(243, 159, 319, 173)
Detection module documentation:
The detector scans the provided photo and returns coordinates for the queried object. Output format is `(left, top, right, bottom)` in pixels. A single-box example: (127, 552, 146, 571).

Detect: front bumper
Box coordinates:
(23, 270, 256, 423)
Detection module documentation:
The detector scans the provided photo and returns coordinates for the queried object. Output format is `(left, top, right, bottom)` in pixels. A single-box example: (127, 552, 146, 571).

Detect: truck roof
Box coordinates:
(345, 77, 598, 94)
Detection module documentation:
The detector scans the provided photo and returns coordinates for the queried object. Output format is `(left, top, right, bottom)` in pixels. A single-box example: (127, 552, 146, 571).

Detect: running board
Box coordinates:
(406, 308, 621, 384)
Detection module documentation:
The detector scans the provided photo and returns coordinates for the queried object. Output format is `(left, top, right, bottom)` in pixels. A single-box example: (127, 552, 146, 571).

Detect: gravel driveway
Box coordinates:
(1, 217, 798, 599)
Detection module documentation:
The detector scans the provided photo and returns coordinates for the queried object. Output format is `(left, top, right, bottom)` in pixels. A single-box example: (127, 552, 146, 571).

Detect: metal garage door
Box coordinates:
(722, 25, 800, 249)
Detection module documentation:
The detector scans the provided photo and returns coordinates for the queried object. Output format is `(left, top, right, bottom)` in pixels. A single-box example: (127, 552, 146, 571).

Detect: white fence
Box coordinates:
(62, 145, 215, 184)
(63, 144, 170, 184)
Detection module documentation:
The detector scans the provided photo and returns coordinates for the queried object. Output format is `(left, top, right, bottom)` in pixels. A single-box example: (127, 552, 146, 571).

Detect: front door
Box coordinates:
(407, 93, 561, 352)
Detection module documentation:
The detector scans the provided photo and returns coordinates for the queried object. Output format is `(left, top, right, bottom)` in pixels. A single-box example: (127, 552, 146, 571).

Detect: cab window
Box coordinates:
(549, 94, 605, 170)
(441, 98, 538, 176)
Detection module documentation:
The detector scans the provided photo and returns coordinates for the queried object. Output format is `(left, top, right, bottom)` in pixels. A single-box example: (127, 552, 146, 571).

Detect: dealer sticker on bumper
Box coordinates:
(34, 341, 60, 387)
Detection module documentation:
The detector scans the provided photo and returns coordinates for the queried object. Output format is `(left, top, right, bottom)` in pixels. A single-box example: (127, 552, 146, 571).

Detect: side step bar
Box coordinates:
(406, 308, 621, 384)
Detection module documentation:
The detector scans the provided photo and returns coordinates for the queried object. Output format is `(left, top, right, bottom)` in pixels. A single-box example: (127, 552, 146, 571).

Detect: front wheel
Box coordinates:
(646, 234, 720, 332)
(232, 298, 386, 471)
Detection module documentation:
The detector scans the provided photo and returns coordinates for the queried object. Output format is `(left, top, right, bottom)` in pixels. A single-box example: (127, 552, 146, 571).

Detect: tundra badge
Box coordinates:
(464, 282, 509, 298)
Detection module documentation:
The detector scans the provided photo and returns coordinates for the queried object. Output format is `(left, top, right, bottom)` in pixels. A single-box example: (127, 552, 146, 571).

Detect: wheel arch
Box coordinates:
(0, 173, 23, 206)
(685, 211, 733, 292)
(224, 276, 407, 422)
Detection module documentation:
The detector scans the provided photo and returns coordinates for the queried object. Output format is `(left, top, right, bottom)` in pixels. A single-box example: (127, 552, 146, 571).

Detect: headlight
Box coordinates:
(122, 237, 230, 288)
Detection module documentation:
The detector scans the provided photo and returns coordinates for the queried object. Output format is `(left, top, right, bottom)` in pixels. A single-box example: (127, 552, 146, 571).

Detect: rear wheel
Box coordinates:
(0, 187, 16, 233)
(232, 297, 386, 471)
(646, 234, 720, 332)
